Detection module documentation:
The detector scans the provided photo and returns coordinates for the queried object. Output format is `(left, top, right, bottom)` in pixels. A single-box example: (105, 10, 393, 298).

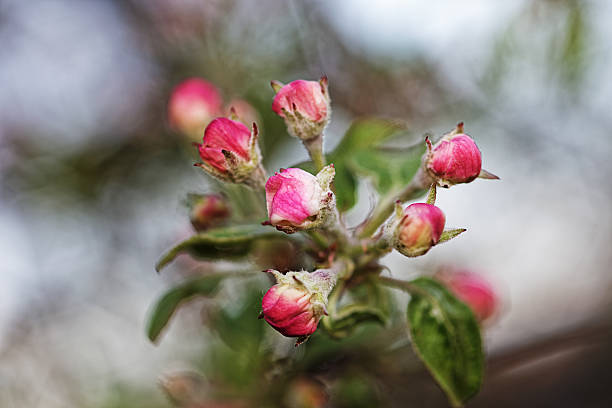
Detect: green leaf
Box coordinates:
(147, 274, 226, 343)
(350, 143, 425, 195)
(294, 118, 424, 212)
(350, 150, 394, 193)
(334, 118, 406, 153)
(406, 277, 483, 407)
(333, 119, 425, 203)
(328, 119, 405, 212)
(323, 304, 388, 338)
(332, 164, 358, 212)
(322, 279, 390, 338)
(207, 285, 266, 351)
(156, 225, 284, 271)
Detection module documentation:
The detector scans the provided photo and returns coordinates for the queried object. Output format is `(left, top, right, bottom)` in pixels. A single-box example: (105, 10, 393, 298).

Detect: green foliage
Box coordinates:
(203, 287, 269, 391)
(330, 374, 383, 408)
(156, 225, 285, 271)
(147, 274, 226, 343)
(323, 304, 388, 338)
(295, 118, 426, 211)
(207, 286, 266, 352)
(330, 164, 359, 212)
(406, 277, 484, 407)
(322, 279, 391, 338)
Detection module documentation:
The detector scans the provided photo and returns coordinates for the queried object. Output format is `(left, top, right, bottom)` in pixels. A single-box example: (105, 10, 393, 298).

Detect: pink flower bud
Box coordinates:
(189, 194, 230, 232)
(197, 118, 251, 172)
(395, 203, 446, 257)
(265, 166, 335, 234)
(168, 78, 222, 138)
(261, 269, 335, 339)
(261, 285, 320, 337)
(224, 99, 260, 127)
(438, 270, 498, 323)
(426, 132, 482, 187)
(271, 77, 330, 141)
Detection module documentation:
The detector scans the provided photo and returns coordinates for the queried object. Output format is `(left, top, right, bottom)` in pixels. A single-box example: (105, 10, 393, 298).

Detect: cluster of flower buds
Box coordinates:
(424, 122, 498, 188)
(371, 123, 499, 259)
(260, 268, 338, 343)
(188, 194, 230, 232)
(164, 74, 500, 346)
(264, 165, 336, 234)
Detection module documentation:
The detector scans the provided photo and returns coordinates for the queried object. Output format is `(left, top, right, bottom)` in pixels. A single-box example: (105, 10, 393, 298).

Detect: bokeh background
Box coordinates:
(1, 0, 611, 406)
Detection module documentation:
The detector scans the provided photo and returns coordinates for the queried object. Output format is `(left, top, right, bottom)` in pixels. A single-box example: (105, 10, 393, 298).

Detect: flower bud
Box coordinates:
(265, 165, 335, 234)
(385, 203, 445, 257)
(438, 269, 498, 323)
(159, 371, 207, 407)
(285, 377, 328, 408)
(168, 78, 222, 139)
(195, 117, 264, 187)
(425, 123, 483, 187)
(261, 269, 335, 339)
(271, 77, 330, 141)
(189, 194, 230, 232)
(225, 99, 260, 127)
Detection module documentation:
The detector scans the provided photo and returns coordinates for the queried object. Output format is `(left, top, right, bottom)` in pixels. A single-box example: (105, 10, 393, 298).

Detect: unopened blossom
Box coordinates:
(265, 165, 335, 234)
(189, 194, 230, 232)
(168, 78, 222, 139)
(271, 77, 330, 141)
(426, 131, 482, 187)
(195, 117, 264, 187)
(425, 122, 500, 188)
(261, 269, 335, 339)
(388, 203, 446, 257)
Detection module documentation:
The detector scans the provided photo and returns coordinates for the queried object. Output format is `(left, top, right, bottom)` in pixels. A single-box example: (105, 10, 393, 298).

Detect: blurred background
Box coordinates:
(1, 0, 611, 406)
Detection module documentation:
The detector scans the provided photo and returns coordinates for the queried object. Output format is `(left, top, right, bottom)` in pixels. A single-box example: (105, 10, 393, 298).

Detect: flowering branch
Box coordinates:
(154, 75, 502, 407)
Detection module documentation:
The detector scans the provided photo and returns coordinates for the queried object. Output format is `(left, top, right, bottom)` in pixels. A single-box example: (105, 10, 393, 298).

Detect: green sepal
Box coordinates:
(438, 228, 467, 244)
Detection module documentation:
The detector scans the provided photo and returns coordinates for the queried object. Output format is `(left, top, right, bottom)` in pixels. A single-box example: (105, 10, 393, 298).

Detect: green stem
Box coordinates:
(326, 278, 347, 317)
(303, 135, 325, 172)
(326, 209, 353, 249)
(357, 239, 391, 268)
(377, 276, 427, 297)
(305, 230, 329, 248)
(357, 167, 431, 238)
